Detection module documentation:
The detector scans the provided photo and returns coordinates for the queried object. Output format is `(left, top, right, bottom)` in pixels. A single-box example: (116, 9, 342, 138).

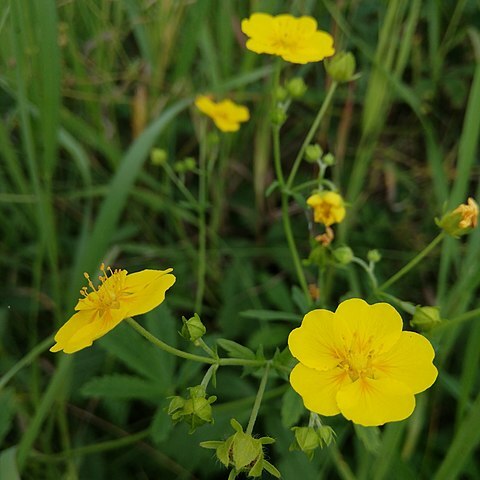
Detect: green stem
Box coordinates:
(286, 81, 338, 190)
(351, 257, 378, 290)
(378, 232, 445, 291)
(200, 364, 218, 389)
(126, 318, 265, 368)
(32, 429, 150, 462)
(433, 307, 480, 333)
(0, 335, 53, 391)
(246, 363, 270, 435)
(195, 337, 217, 358)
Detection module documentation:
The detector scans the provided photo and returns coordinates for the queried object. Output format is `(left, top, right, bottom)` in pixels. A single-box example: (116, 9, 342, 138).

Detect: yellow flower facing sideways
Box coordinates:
(453, 197, 478, 229)
(288, 299, 438, 426)
(50, 265, 175, 354)
(307, 191, 346, 226)
(195, 96, 250, 132)
(241, 13, 335, 64)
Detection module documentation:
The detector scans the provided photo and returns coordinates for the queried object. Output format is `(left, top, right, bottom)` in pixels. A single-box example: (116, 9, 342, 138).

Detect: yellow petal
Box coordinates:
(373, 331, 438, 393)
(213, 116, 240, 132)
(195, 96, 216, 116)
(123, 269, 176, 317)
(335, 299, 403, 355)
(288, 309, 342, 370)
(290, 363, 351, 416)
(241, 13, 274, 39)
(336, 377, 415, 426)
(50, 309, 96, 351)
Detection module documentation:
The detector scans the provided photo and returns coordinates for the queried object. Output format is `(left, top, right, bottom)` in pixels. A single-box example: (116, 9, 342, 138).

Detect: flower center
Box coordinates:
(81, 264, 128, 316)
(338, 332, 376, 382)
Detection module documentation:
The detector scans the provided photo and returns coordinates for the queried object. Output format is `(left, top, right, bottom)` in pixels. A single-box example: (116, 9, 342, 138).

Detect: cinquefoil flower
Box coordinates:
(195, 96, 249, 132)
(436, 197, 478, 237)
(51, 265, 175, 353)
(288, 299, 438, 426)
(307, 191, 346, 226)
(241, 13, 335, 64)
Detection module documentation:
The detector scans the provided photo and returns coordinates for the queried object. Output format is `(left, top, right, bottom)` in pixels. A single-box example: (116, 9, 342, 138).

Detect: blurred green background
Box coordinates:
(1, 0, 480, 478)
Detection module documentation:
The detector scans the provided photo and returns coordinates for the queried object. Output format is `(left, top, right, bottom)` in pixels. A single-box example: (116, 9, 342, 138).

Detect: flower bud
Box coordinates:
(317, 425, 336, 447)
(181, 313, 206, 342)
(151, 148, 168, 166)
(322, 152, 335, 166)
(174, 160, 187, 173)
(290, 427, 320, 459)
(200, 418, 280, 478)
(436, 198, 478, 237)
(305, 144, 323, 163)
(274, 86, 288, 102)
(167, 385, 216, 433)
(411, 306, 442, 332)
(271, 107, 287, 126)
(333, 246, 354, 265)
(367, 249, 382, 263)
(324, 52, 356, 83)
(286, 77, 307, 98)
(183, 157, 197, 171)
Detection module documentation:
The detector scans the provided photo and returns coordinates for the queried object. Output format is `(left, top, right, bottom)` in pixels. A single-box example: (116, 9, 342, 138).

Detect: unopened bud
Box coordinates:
(325, 52, 356, 83)
(305, 144, 323, 163)
(333, 246, 354, 265)
(181, 313, 206, 342)
(274, 86, 288, 102)
(151, 148, 168, 166)
(317, 425, 336, 447)
(286, 77, 307, 98)
(271, 107, 287, 126)
(290, 427, 320, 459)
(411, 306, 442, 332)
(367, 249, 382, 263)
(183, 157, 196, 171)
(322, 152, 335, 166)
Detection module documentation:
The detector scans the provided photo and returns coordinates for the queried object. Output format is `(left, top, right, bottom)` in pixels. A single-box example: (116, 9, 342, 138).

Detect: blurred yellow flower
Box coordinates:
(195, 96, 249, 132)
(288, 299, 438, 426)
(241, 13, 335, 64)
(453, 197, 478, 229)
(50, 265, 175, 354)
(307, 191, 345, 226)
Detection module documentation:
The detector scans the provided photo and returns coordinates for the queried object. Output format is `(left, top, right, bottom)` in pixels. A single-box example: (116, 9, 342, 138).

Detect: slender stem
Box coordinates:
(195, 337, 217, 358)
(281, 194, 311, 301)
(195, 123, 208, 315)
(351, 257, 378, 289)
(126, 318, 266, 368)
(0, 335, 53, 391)
(200, 364, 218, 389)
(378, 232, 445, 291)
(286, 81, 338, 190)
(433, 307, 480, 333)
(246, 363, 270, 435)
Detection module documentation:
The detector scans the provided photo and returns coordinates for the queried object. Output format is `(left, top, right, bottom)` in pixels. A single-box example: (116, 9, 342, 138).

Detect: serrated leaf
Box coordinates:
(217, 339, 256, 360)
(281, 388, 305, 428)
(240, 310, 301, 322)
(81, 374, 164, 401)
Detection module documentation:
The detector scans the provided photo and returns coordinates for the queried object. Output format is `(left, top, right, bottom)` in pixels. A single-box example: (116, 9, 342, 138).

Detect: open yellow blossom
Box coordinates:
(50, 265, 175, 354)
(307, 191, 346, 226)
(288, 299, 438, 426)
(194, 96, 249, 132)
(453, 197, 478, 229)
(241, 13, 335, 64)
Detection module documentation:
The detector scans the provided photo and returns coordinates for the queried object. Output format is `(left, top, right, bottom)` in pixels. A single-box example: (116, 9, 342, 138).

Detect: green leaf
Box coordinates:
(240, 310, 301, 322)
(0, 447, 20, 480)
(81, 374, 164, 401)
(151, 405, 173, 444)
(281, 388, 305, 428)
(217, 339, 256, 360)
(263, 459, 282, 478)
(354, 424, 381, 454)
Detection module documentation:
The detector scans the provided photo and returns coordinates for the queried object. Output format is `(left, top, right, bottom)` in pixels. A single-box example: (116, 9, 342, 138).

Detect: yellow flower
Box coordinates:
(453, 197, 478, 229)
(194, 95, 249, 132)
(50, 265, 175, 354)
(288, 299, 438, 426)
(241, 13, 335, 64)
(307, 191, 346, 226)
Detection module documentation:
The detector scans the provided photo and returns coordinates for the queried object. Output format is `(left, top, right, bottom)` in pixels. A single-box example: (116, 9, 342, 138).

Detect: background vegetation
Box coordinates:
(1, 0, 480, 478)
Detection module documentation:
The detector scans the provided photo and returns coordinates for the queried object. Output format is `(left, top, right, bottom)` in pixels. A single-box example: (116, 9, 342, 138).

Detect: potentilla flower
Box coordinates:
(50, 265, 175, 354)
(307, 191, 346, 226)
(241, 13, 335, 64)
(288, 298, 438, 427)
(194, 95, 249, 132)
(436, 197, 478, 237)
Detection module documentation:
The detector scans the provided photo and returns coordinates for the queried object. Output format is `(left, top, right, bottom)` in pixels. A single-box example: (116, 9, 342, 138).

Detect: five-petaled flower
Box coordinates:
(288, 298, 438, 426)
(307, 191, 346, 226)
(50, 265, 175, 354)
(241, 13, 335, 64)
(195, 95, 249, 132)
